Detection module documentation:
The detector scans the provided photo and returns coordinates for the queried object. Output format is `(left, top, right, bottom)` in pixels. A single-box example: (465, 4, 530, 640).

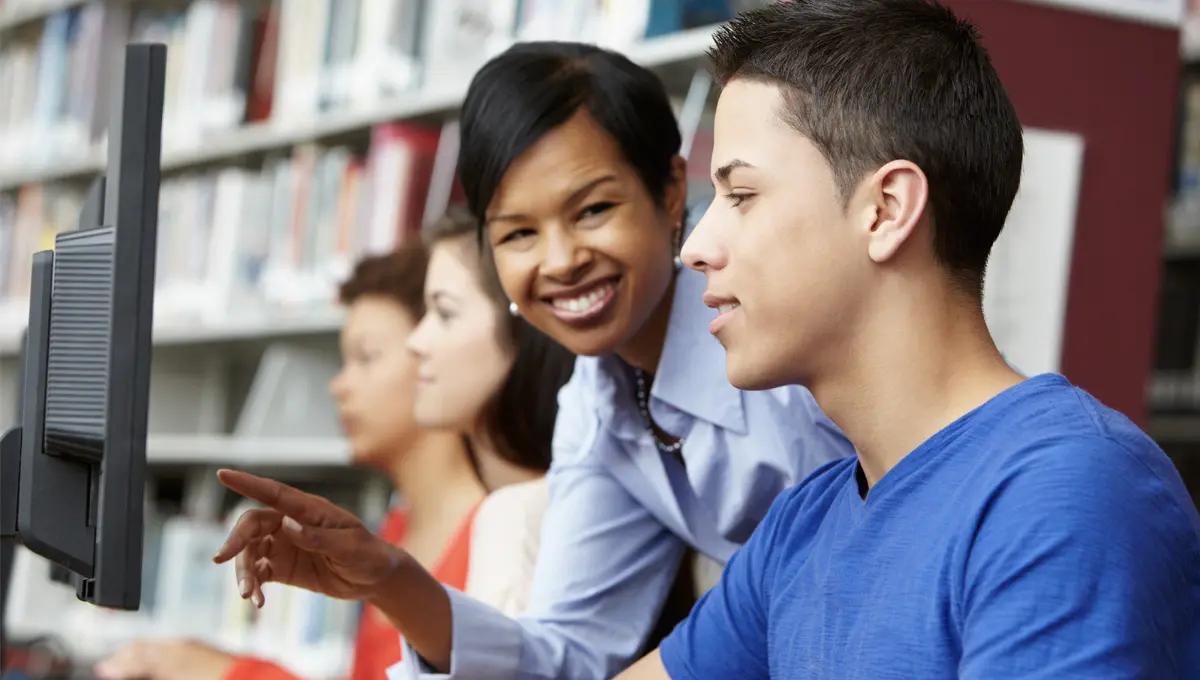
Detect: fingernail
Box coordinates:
(282, 516, 302, 533)
(252, 592, 263, 608)
(239, 577, 250, 597)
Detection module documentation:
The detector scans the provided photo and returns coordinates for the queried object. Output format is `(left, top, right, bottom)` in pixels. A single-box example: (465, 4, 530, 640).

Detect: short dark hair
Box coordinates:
(710, 0, 1024, 294)
(458, 41, 683, 226)
(338, 242, 429, 320)
(424, 208, 576, 476)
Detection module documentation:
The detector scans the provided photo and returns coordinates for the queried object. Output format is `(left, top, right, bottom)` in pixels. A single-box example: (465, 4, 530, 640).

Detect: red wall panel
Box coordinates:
(944, 0, 1181, 425)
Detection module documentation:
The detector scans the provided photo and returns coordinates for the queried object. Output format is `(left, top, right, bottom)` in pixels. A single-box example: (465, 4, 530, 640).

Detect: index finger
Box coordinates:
(216, 469, 355, 527)
(212, 506, 281, 564)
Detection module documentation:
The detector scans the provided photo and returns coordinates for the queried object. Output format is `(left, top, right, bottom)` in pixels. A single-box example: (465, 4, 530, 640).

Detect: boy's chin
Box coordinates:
(725, 353, 790, 392)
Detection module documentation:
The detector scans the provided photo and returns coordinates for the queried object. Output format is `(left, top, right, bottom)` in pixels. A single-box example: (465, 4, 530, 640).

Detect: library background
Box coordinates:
(0, 0, 1197, 677)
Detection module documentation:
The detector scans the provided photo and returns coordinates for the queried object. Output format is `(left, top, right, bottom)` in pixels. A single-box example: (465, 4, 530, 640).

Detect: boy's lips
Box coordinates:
(703, 291, 742, 335)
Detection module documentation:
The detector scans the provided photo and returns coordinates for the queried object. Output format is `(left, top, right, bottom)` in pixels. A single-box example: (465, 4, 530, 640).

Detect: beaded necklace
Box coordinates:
(633, 368, 684, 456)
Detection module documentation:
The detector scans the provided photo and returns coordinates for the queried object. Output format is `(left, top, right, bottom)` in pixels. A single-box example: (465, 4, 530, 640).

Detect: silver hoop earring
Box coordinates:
(508, 301, 520, 317)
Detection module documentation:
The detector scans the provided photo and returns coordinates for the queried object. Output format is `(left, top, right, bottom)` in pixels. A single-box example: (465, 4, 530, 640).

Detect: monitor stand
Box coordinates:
(0, 428, 18, 538)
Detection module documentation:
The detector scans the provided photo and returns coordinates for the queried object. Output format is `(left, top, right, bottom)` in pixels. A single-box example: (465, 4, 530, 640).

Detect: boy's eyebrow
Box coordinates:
(713, 159, 755, 184)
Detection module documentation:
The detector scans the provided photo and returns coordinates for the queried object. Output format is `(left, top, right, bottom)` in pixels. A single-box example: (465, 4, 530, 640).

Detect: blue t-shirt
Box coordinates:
(661, 373, 1200, 678)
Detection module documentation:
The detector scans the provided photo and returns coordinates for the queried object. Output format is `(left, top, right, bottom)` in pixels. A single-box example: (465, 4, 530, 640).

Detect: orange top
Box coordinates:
(222, 504, 480, 680)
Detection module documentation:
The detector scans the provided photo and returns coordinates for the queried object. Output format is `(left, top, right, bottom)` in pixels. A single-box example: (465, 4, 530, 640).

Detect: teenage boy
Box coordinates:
(621, 1, 1200, 677)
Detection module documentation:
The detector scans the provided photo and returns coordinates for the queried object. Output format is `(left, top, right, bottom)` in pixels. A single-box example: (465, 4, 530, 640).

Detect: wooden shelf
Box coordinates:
(147, 434, 350, 466)
(0, 302, 344, 357)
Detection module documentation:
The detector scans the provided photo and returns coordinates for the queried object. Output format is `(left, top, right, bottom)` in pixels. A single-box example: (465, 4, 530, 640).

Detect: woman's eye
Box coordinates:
(578, 201, 617, 221)
(725, 192, 753, 208)
(498, 228, 535, 244)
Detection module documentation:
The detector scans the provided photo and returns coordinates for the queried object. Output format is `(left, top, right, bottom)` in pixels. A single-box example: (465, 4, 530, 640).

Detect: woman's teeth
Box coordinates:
(718, 302, 740, 314)
(552, 282, 614, 313)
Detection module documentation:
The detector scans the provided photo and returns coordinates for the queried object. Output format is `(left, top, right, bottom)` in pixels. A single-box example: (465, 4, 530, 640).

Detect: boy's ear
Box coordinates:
(864, 160, 928, 264)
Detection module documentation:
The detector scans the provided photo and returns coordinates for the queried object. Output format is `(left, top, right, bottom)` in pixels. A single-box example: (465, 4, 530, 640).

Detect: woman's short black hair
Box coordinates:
(458, 41, 683, 225)
(424, 208, 576, 475)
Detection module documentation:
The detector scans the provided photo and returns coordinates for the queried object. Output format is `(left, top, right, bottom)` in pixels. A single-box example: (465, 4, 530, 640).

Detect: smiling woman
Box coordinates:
(461, 44, 686, 368)
(479, 109, 682, 364)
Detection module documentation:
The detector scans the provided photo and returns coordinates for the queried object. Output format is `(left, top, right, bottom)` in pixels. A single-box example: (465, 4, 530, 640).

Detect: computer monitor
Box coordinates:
(0, 42, 166, 618)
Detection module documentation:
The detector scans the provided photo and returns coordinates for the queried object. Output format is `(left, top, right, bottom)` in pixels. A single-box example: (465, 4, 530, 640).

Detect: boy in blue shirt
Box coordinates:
(620, 1, 1200, 678)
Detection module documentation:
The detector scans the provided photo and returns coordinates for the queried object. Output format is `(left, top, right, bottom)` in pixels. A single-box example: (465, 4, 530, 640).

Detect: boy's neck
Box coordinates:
(810, 286, 1024, 491)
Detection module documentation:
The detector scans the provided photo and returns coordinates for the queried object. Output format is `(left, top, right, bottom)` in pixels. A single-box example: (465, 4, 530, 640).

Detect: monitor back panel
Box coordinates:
(44, 228, 116, 465)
